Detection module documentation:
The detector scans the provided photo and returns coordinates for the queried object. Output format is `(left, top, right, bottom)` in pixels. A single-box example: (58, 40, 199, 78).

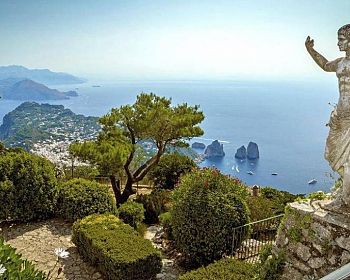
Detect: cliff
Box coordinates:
(204, 140, 225, 158)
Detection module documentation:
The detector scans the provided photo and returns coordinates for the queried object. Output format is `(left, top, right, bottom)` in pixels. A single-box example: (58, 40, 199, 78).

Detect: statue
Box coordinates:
(305, 24, 350, 209)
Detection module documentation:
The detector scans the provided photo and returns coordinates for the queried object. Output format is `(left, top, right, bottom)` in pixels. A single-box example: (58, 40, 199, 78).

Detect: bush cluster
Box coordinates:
(171, 168, 250, 266)
(159, 211, 173, 239)
(0, 237, 47, 279)
(247, 187, 303, 221)
(118, 200, 145, 229)
(179, 257, 257, 280)
(135, 189, 171, 224)
(149, 153, 196, 189)
(0, 149, 58, 222)
(72, 214, 162, 280)
(56, 178, 117, 222)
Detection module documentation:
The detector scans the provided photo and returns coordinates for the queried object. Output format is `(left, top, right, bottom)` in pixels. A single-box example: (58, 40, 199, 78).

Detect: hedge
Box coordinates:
(72, 214, 162, 280)
(0, 237, 47, 279)
(171, 168, 250, 266)
(179, 258, 257, 280)
(118, 201, 145, 229)
(56, 178, 117, 222)
(0, 149, 58, 222)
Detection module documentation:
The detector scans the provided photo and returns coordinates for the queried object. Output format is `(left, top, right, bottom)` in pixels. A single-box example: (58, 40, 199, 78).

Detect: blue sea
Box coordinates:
(0, 79, 340, 194)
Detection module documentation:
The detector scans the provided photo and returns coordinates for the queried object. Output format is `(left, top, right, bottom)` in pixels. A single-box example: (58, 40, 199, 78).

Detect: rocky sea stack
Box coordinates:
(235, 145, 247, 159)
(247, 142, 259, 159)
(204, 140, 225, 158)
(192, 142, 206, 149)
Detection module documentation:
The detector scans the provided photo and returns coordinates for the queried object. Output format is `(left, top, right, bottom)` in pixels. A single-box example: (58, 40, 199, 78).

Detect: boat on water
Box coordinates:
(308, 179, 317, 185)
(271, 173, 278, 176)
(247, 171, 254, 175)
(235, 166, 240, 172)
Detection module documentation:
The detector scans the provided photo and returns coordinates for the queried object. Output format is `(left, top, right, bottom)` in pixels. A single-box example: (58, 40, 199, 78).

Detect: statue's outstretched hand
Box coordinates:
(305, 36, 314, 51)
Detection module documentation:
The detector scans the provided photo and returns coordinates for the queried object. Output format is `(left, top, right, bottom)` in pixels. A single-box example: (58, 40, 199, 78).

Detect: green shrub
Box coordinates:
(72, 214, 162, 280)
(159, 211, 173, 240)
(149, 153, 196, 189)
(259, 250, 285, 280)
(179, 257, 258, 280)
(118, 201, 145, 229)
(0, 150, 58, 222)
(171, 168, 250, 266)
(56, 178, 117, 222)
(0, 237, 47, 279)
(247, 187, 303, 221)
(135, 189, 171, 224)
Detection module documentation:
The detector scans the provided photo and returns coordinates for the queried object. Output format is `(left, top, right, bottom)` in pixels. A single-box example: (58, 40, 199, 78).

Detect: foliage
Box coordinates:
(247, 187, 304, 221)
(63, 165, 100, 181)
(72, 214, 162, 280)
(0, 149, 58, 222)
(159, 212, 173, 240)
(0, 237, 47, 279)
(56, 178, 117, 222)
(171, 168, 250, 266)
(307, 191, 328, 200)
(77, 92, 204, 205)
(118, 201, 145, 229)
(259, 249, 285, 280)
(135, 189, 171, 224)
(69, 134, 130, 205)
(179, 257, 258, 280)
(149, 152, 196, 189)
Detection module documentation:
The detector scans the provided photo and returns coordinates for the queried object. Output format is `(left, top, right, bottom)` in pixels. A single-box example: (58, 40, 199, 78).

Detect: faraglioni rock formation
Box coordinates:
(204, 140, 225, 158)
(235, 145, 247, 159)
(192, 142, 206, 149)
(247, 142, 259, 159)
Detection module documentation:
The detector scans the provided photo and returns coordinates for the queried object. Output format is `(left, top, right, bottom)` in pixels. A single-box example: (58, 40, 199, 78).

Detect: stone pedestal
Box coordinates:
(273, 200, 350, 280)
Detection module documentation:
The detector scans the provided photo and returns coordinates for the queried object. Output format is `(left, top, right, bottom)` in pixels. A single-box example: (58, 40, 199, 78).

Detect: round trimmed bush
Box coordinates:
(171, 168, 250, 266)
(149, 153, 196, 189)
(135, 189, 171, 224)
(118, 201, 145, 229)
(57, 178, 116, 222)
(0, 150, 58, 222)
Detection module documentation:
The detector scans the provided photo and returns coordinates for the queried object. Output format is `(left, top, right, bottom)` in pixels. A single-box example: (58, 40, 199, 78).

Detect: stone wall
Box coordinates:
(272, 201, 350, 280)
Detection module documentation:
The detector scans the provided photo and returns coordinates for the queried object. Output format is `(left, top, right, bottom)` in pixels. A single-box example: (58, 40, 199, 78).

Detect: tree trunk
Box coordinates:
(120, 178, 136, 204)
(110, 175, 122, 206)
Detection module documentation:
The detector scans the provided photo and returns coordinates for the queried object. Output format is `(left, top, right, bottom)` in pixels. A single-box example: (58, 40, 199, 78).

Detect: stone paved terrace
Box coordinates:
(0, 219, 103, 280)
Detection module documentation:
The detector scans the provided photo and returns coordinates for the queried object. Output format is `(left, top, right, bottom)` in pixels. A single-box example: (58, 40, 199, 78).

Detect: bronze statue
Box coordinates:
(306, 24, 350, 208)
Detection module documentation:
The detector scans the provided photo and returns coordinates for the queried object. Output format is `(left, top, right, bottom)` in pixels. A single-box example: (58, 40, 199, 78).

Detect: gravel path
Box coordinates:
(1, 219, 103, 280)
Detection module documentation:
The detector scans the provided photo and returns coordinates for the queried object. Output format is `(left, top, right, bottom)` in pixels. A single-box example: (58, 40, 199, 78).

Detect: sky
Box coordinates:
(0, 0, 350, 81)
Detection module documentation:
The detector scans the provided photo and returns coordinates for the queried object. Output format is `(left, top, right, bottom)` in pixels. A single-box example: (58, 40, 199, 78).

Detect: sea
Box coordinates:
(0, 79, 341, 195)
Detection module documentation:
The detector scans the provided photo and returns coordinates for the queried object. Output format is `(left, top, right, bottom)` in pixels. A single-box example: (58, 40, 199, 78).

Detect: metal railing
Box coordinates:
(231, 214, 284, 261)
(319, 262, 350, 280)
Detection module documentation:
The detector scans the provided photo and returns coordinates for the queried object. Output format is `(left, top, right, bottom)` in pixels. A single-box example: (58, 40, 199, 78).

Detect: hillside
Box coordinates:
(0, 79, 78, 100)
(0, 65, 85, 85)
(0, 102, 100, 150)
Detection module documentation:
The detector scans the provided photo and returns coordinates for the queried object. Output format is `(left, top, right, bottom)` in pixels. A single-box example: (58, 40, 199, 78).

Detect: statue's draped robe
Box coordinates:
(325, 58, 350, 174)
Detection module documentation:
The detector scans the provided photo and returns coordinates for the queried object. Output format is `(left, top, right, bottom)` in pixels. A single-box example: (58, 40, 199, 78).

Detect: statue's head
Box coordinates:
(338, 24, 350, 51)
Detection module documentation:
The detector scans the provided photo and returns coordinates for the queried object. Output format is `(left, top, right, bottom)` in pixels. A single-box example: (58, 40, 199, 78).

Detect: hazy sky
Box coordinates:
(1, 0, 349, 81)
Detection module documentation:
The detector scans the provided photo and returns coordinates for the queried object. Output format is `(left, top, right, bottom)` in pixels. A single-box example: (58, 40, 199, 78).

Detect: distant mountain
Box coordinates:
(0, 102, 100, 150)
(0, 65, 86, 85)
(0, 78, 78, 101)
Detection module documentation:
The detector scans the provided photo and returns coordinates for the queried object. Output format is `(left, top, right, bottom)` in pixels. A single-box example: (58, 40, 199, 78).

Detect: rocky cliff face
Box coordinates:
(235, 145, 247, 159)
(204, 140, 225, 158)
(247, 142, 259, 159)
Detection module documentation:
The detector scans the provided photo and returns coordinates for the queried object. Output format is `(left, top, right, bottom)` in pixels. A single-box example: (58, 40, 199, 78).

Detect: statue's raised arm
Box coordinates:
(305, 36, 341, 72)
